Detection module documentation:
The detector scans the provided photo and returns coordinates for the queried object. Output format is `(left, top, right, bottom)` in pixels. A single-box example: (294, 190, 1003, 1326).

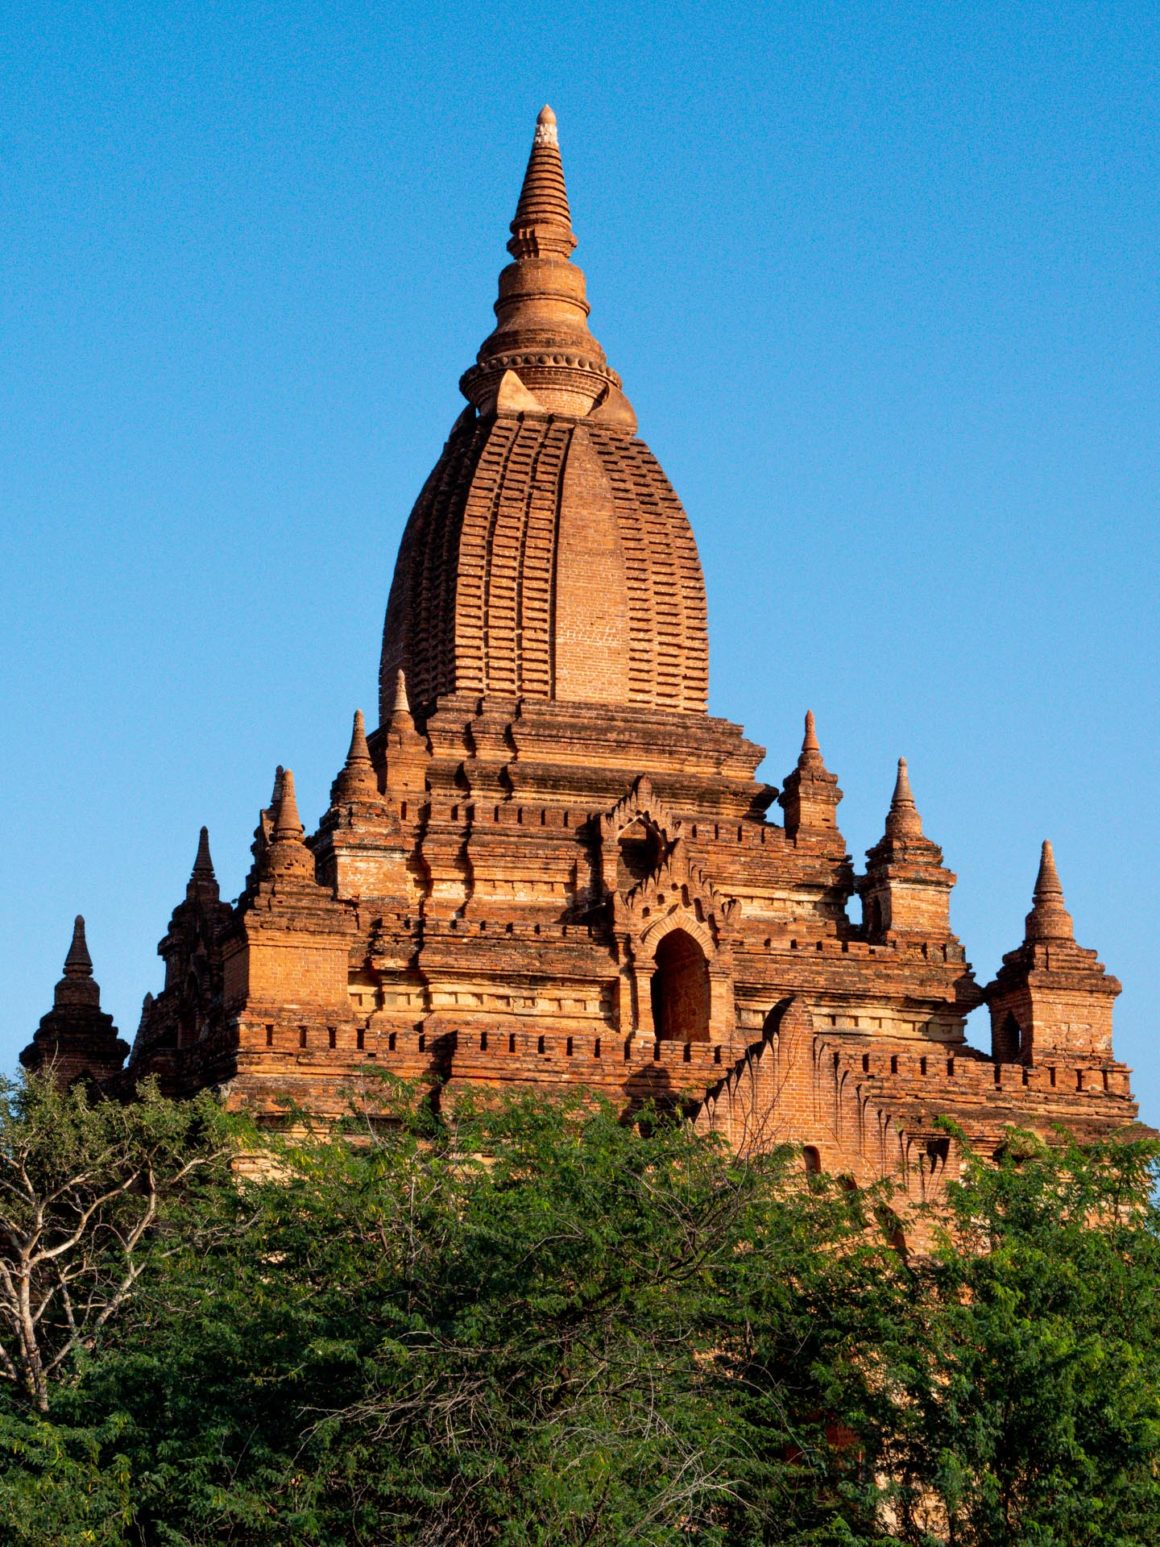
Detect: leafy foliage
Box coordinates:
(0, 1075, 233, 1411)
(1, 1073, 1157, 1545)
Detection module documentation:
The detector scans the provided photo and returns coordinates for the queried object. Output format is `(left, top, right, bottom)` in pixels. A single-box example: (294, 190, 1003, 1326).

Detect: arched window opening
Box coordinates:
(803, 1145, 822, 1177)
(650, 929, 710, 1042)
(618, 819, 663, 892)
(866, 896, 884, 937)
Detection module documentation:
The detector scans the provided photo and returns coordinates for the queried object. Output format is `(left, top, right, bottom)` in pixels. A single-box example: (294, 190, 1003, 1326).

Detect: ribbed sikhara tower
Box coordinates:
(381, 104, 708, 718)
(26, 109, 1141, 1198)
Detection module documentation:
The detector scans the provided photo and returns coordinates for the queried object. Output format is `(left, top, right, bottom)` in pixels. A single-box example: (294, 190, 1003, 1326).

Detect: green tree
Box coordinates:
(0, 1073, 232, 1412)
(879, 1130, 1160, 1546)
(3, 1071, 1159, 1546)
(105, 1084, 888, 1544)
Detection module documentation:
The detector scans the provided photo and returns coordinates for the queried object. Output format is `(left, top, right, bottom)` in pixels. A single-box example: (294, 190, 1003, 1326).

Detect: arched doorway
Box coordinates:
(650, 929, 710, 1041)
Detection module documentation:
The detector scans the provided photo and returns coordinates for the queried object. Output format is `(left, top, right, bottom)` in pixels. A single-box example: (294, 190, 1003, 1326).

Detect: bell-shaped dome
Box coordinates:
(380, 108, 709, 721)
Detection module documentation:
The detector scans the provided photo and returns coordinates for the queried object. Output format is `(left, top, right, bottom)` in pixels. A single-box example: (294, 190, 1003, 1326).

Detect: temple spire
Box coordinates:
(1025, 839, 1075, 943)
(884, 757, 925, 841)
(508, 106, 576, 260)
(347, 708, 373, 766)
(20, 914, 127, 1083)
(273, 768, 305, 843)
(861, 756, 963, 946)
(260, 766, 316, 882)
(383, 669, 428, 798)
(802, 709, 821, 756)
(63, 914, 93, 980)
(461, 106, 621, 418)
(331, 709, 381, 805)
(192, 826, 215, 880)
(391, 669, 412, 723)
(185, 825, 221, 904)
(778, 709, 844, 841)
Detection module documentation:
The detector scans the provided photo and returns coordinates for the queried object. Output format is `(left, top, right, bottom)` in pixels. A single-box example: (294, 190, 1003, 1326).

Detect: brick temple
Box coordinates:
(24, 107, 1139, 1196)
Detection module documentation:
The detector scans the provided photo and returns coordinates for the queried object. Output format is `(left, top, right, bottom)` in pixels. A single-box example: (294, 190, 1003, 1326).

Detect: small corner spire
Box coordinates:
(192, 825, 215, 880)
(55, 913, 102, 1009)
(331, 709, 381, 804)
(391, 669, 411, 720)
(884, 757, 925, 841)
(273, 768, 305, 843)
(22, 913, 125, 1079)
(778, 709, 842, 838)
(348, 708, 372, 763)
(64, 915, 93, 978)
(794, 708, 828, 774)
(1026, 839, 1075, 942)
(262, 766, 317, 883)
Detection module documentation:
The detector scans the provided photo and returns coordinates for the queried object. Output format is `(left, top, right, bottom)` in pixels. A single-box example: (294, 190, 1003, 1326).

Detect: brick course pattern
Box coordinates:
(24, 107, 1142, 1210)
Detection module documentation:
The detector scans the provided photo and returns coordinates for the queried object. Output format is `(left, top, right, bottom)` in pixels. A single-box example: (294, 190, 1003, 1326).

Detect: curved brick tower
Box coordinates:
(27, 108, 1141, 1204)
(381, 106, 708, 717)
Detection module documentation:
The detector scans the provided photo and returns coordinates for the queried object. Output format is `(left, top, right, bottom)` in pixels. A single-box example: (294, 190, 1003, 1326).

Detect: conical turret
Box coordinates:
(331, 710, 381, 805)
(187, 826, 221, 903)
(192, 825, 214, 878)
(802, 708, 821, 758)
(389, 669, 415, 732)
(383, 671, 428, 798)
(21, 916, 128, 1084)
(860, 757, 965, 947)
(778, 710, 845, 842)
(264, 768, 316, 880)
(985, 840, 1120, 1067)
(62, 914, 95, 992)
(884, 758, 925, 841)
(223, 765, 358, 1031)
(1025, 839, 1075, 943)
(145, 823, 233, 1067)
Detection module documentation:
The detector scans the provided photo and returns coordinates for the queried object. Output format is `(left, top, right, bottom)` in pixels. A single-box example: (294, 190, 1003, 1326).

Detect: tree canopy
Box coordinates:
(1, 1071, 1157, 1545)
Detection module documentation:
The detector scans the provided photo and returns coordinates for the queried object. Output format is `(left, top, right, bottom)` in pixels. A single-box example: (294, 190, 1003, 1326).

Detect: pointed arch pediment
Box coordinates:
(622, 845, 740, 954)
(599, 775, 683, 850)
(599, 776, 682, 901)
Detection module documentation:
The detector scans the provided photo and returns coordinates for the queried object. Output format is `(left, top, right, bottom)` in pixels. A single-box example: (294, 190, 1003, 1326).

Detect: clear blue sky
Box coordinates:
(2, 3, 1157, 1118)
